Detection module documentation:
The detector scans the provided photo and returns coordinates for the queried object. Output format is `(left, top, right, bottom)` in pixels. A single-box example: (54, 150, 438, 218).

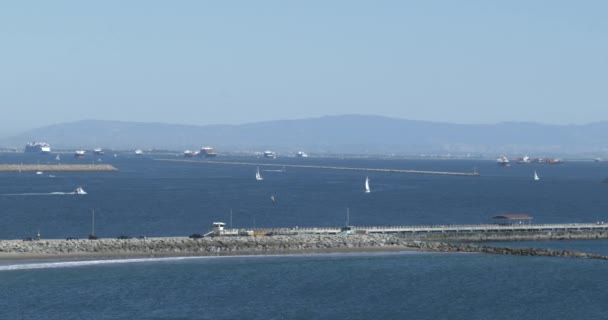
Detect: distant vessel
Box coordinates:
(74, 187, 87, 195)
(74, 150, 86, 158)
(531, 157, 563, 164)
(497, 156, 510, 167)
(183, 150, 199, 157)
(545, 158, 563, 165)
(134, 149, 143, 155)
(93, 148, 104, 155)
(365, 176, 371, 193)
(255, 167, 263, 181)
(534, 171, 540, 181)
(35, 171, 43, 175)
(263, 151, 276, 158)
(514, 155, 531, 164)
(200, 147, 217, 158)
(296, 151, 309, 158)
(25, 142, 51, 154)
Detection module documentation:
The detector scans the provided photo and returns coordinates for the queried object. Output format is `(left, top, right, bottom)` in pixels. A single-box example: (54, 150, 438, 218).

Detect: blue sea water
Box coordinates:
(1, 153, 607, 319)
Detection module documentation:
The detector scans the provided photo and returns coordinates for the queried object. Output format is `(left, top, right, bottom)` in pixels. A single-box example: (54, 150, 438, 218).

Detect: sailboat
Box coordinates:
(534, 171, 540, 181)
(55, 154, 61, 161)
(255, 167, 263, 181)
(365, 176, 371, 193)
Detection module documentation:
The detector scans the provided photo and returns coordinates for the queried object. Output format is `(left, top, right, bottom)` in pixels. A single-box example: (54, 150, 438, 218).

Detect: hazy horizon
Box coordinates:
(2, 1, 608, 135)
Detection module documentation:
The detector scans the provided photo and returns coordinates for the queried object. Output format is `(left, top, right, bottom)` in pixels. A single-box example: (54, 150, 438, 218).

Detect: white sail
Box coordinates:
(255, 167, 263, 181)
(365, 176, 371, 193)
(534, 171, 540, 181)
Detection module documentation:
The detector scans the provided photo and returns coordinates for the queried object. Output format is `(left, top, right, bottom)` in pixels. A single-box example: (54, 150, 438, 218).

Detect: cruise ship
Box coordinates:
(24, 142, 51, 154)
(200, 147, 217, 158)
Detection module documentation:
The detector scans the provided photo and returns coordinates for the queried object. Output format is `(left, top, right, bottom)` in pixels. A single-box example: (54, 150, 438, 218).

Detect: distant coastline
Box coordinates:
(0, 164, 118, 172)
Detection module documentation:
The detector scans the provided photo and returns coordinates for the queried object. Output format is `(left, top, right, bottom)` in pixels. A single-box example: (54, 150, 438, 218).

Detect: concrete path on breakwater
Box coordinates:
(157, 159, 480, 176)
(0, 164, 118, 172)
(0, 234, 606, 260)
(245, 222, 608, 237)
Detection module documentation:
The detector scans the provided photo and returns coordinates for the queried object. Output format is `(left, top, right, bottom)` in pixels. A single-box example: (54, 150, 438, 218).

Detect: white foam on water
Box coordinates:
(0, 192, 74, 196)
(0, 256, 206, 271)
(0, 251, 440, 272)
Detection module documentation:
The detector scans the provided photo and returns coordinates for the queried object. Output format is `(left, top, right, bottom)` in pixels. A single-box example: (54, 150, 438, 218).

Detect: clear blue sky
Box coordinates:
(1, 1, 607, 135)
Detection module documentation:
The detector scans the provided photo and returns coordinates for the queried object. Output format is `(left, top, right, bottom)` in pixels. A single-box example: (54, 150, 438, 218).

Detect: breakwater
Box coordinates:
(159, 159, 480, 177)
(0, 164, 118, 172)
(1, 234, 606, 260)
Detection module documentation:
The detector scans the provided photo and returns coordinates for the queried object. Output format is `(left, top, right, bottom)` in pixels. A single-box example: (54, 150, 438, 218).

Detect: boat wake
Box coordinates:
(0, 192, 77, 196)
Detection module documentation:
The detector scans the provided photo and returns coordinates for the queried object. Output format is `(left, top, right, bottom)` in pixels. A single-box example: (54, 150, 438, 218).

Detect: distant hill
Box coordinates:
(1, 115, 607, 156)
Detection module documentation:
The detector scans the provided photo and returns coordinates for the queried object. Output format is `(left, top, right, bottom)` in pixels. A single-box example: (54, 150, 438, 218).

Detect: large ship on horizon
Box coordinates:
(24, 142, 51, 154)
(200, 147, 218, 158)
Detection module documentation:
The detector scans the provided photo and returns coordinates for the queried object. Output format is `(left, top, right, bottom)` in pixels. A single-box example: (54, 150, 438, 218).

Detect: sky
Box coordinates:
(1, 1, 607, 135)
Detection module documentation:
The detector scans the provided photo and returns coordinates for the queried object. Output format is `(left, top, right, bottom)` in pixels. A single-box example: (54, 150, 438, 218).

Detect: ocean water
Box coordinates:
(1, 153, 608, 239)
(0, 253, 606, 319)
(1, 153, 607, 319)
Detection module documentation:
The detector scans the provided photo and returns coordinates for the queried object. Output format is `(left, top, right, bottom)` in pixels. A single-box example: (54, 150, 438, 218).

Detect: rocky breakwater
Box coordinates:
(0, 235, 606, 260)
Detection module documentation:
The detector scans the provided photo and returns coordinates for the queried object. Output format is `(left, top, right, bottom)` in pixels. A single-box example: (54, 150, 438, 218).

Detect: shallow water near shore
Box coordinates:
(1, 153, 607, 318)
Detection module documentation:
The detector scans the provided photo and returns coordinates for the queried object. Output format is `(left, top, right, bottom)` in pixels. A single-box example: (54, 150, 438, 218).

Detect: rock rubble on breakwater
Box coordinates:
(1, 234, 606, 260)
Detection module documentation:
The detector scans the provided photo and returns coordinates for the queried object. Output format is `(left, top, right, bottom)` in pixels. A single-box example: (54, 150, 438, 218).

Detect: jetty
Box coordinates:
(158, 159, 480, 177)
(213, 222, 608, 240)
(1, 233, 607, 260)
(0, 164, 118, 172)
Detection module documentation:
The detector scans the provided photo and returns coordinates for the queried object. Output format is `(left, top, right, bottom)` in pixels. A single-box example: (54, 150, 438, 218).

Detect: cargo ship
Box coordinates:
(24, 142, 51, 154)
(296, 151, 309, 158)
(200, 147, 217, 158)
(263, 150, 276, 158)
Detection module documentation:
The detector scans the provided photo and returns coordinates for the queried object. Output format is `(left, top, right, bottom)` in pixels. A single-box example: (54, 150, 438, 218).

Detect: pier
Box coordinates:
(159, 159, 480, 177)
(0, 164, 118, 172)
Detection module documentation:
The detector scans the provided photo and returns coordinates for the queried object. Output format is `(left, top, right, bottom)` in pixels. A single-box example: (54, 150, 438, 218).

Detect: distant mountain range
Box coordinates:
(1, 115, 607, 157)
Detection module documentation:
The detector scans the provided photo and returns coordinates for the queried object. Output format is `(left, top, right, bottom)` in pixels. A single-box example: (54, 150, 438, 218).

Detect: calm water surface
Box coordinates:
(0, 153, 607, 319)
